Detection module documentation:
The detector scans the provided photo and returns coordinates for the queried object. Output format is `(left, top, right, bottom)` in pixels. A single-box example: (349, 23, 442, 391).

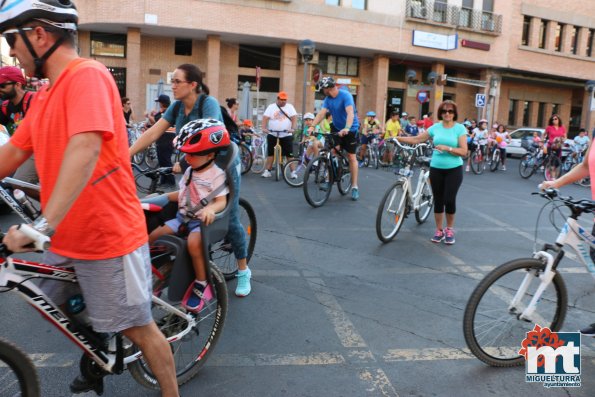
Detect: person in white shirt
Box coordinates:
(261, 91, 298, 178)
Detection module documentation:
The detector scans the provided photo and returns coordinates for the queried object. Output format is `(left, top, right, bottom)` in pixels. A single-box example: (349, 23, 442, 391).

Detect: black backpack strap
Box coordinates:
(197, 94, 207, 119)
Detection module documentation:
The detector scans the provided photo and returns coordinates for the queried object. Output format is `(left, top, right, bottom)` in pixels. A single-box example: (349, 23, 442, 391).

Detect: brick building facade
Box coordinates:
(74, 0, 595, 133)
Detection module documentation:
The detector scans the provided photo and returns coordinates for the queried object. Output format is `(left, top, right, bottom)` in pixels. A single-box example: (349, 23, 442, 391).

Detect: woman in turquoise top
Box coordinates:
(396, 100, 467, 244)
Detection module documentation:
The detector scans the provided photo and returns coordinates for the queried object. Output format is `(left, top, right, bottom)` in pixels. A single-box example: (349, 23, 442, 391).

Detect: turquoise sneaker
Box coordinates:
(235, 267, 252, 297)
(351, 187, 359, 201)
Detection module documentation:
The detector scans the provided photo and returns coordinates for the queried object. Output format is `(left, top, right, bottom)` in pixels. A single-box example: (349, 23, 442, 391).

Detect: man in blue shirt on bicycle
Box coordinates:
(308, 77, 361, 200)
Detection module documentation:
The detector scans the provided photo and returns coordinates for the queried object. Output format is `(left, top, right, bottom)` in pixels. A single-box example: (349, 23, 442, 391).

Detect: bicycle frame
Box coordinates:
(0, 254, 195, 375)
(1, 177, 41, 224)
(513, 217, 595, 322)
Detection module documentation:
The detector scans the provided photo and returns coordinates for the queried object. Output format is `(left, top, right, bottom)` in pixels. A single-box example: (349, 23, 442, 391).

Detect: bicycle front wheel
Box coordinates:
(376, 181, 407, 243)
(239, 143, 253, 175)
(129, 264, 228, 389)
(414, 177, 433, 223)
(470, 151, 484, 175)
(337, 158, 351, 195)
(0, 338, 40, 397)
(132, 150, 145, 166)
(283, 159, 306, 187)
(463, 258, 567, 367)
(303, 156, 332, 208)
(518, 154, 535, 179)
(489, 150, 500, 172)
(211, 198, 258, 280)
(144, 147, 159, 169)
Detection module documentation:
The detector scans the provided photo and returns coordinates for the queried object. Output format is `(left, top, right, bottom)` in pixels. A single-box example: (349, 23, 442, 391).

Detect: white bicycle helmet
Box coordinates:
(0, 0, 78, 31)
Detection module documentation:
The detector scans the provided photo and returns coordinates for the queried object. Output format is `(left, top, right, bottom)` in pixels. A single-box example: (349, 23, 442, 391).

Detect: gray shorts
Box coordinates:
(38, 244, 153, 333)
(13, 155, 39, 185)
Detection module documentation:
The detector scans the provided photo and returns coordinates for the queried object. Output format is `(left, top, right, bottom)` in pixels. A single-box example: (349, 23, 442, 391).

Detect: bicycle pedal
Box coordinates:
(70, 375, 105, 395)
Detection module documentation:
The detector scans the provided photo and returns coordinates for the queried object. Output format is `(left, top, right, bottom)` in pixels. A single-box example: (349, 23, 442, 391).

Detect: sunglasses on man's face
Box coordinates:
(2, 27, 34, 49)
(0, 82, 16, 89)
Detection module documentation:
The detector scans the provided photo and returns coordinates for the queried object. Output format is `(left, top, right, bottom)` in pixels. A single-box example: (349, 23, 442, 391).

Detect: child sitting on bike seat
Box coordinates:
(301, 113, 324, 160)
(149, 119, 230, 312)
(239, 119, 256, 146)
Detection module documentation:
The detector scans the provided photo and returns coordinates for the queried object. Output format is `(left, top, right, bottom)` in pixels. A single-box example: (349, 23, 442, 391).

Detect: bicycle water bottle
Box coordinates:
(66, 294, 91, 328)
(13, 189, 40, 219)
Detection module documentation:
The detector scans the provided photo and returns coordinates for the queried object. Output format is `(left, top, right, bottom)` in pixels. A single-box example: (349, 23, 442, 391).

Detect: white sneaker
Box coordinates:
(262, 170, 272, 178)
(290, 171, 298, 179)
(502, 165, 506, 171)
(465, 165, 470, 172)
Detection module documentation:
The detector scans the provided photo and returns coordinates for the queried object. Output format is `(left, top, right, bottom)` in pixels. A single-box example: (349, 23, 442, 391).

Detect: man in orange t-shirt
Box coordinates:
(0, 2, 178, 396)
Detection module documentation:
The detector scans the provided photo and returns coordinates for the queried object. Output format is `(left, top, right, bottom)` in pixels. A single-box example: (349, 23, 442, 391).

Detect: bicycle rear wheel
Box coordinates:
(463, 258, 567, 367)
(129, 264, 228, 389)
(303, 156, 332, 208)
(518, 154, 535, 179)
(283, 159, 306, 187)
(144, 146, 159, 169)
(239, 143, 253, 175)
(337, 158, 351, 195)
(543, 155, 561, 181)
(376, 180, 407, 243)
(251, 155, 265, 174)
(414, 177, 433, 223)
(132, 150, 145, 166)
(0, 338, 40, 397)
(211, 198, 257, 280)
(134, 172, 157, 195)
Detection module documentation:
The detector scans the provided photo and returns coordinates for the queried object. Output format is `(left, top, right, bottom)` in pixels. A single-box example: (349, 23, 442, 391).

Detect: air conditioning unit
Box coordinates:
(411, 1, 426, 18)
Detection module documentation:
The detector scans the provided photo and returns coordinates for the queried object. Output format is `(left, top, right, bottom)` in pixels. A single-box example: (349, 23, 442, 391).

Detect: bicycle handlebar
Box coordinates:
(393, 138, 428, 151)
(534, 188, 595, 215)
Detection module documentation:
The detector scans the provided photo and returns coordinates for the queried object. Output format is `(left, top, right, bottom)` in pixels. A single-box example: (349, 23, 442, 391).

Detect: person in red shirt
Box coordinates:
(544, 114, 567, 158)
(0, 1, 178, 396)
(423, 112, 434, 130)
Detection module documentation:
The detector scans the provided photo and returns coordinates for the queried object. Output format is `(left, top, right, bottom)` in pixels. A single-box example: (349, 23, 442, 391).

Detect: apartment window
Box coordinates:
(539, 20, 548, 49)
(522, 101, 530, 126)
(107, 67, 126, 98)
(555, 23, 563, 52)
(90, 32, 126, 58)
(320, 53, 358, 77)
(325, 0, 340, 5)
(433, 1, 448, 23)
(587, 29, 595, 57)
(463, 0, 473, 7)
(174, 39, 192, 56)
(570, 26, 578, 55)
(508, 99, 518, 126)
(537, 102, 546, 127)
(483, 0, 494, 11)
(459, 0, 473, 27)
(352, 0, 366, 10)
(552, 104, 559, 116)
(238, 75, 279, 92)
(522, 16, 531, 46)
(238, 45, 281, 70)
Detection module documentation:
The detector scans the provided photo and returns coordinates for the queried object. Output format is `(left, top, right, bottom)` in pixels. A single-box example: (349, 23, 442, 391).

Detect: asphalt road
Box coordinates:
(1, 157, 594, 397)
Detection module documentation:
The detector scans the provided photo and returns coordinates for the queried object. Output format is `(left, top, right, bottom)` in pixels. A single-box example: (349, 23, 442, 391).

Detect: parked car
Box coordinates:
(507, 128, 544, 157)
(507, 127, 573, 158)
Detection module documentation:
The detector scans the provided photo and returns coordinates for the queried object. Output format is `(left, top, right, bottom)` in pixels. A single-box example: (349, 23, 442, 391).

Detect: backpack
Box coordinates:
(220, 105, 239, 136)
(1, 90, 34, 118)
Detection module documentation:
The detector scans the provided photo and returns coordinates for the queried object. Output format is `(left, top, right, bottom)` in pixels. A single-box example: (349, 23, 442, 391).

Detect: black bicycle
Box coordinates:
(303, 133, 352, 208)
(0, 337, 40, 397)
(132, 164, 175, 195)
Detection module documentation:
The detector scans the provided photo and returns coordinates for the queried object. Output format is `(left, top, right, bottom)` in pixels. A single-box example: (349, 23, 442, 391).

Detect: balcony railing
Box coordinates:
(406, 0, 502, 34)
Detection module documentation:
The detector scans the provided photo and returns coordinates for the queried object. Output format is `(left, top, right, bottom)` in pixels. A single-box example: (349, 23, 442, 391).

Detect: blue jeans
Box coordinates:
(227, 154, 248, 260)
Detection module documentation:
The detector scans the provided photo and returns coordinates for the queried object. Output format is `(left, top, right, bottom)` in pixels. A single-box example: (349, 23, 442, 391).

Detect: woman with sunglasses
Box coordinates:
(544, 114, 567, 159)
(129, 63, 252, 297)
(396, 100, 467, 244)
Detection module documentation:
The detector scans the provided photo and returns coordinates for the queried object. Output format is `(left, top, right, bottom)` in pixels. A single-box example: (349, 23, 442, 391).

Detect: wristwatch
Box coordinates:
(449, 147, 453, 152)
(32, 217, 56, 237)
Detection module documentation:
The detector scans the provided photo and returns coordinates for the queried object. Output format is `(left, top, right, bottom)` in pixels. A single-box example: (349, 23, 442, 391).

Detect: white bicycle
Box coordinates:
(463, 189, 595, 366)
(375, 140, 433, 243)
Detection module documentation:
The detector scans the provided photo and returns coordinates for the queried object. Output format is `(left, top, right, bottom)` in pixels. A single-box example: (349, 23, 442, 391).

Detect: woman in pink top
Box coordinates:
(544, 114, 567, 158)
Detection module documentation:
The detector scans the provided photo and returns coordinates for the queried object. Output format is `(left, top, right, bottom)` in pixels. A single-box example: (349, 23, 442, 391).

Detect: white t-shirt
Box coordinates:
(0, 128, 9, 146)
(264, 102, 297, 138)
(178, 165, 228, 217)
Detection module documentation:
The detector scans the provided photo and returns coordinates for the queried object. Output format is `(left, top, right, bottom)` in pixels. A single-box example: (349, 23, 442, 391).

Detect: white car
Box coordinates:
(507, 127, 573, 158)
(506, 128, 544, 157)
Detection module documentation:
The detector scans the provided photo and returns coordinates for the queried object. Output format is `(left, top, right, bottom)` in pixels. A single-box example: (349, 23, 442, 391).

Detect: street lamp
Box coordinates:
(298, 39, 315, 152)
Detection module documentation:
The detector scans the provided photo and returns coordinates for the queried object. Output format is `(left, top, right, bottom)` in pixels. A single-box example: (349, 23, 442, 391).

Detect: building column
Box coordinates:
(514, 100, 524, 127)
(528, 101, 539, 127)
(206, 35, 221, 99)
(280, 43, 298, 103)
(545, 21, 556, 51)
(528, 17, 541, 47)
(370, 55, 389, 122)
(430, 62, 445, 118)
(577, 27, 590, 57)
(582, 89, 595, 133)
(78, 31, 90, 58)
(561, 24, 573, 53)
(126, 28, 141, 114)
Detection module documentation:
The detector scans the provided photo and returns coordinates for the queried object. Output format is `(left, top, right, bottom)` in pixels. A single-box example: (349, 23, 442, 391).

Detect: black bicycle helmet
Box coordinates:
(318, 76, 335, 90)
(0, 0, 78, 32)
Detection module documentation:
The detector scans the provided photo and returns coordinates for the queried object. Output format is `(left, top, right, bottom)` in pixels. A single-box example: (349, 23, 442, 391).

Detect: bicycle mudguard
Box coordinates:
(152, 235, 194, 302)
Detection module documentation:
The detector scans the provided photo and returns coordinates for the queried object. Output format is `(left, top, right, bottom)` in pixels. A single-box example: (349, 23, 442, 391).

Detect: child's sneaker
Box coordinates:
(444, 227, 455, 245)
(431, 229, 444, 243)
(465, 165, 470, 172)
(182, 281, 213, 312)
(235, 267, 252, 297)
(262, 169, 272, 178)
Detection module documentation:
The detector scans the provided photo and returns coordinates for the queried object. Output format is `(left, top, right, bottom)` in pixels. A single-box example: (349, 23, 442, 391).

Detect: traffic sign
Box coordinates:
(416, 90, 429, 104)
(475, 93, 486, 108)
